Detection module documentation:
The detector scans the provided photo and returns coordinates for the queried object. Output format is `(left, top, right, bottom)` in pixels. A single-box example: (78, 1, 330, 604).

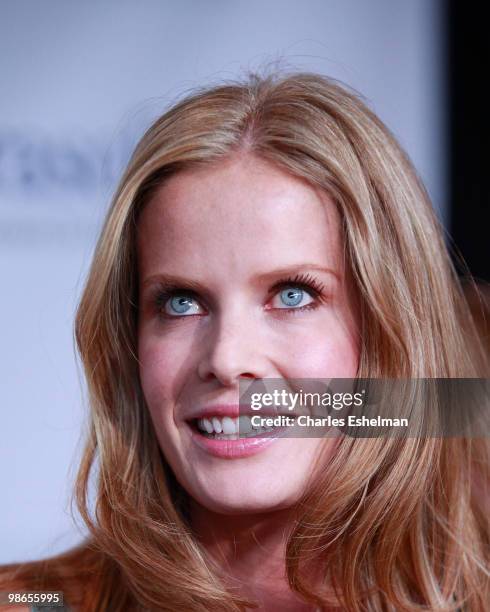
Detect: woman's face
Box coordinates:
(137, 154, 360, 514)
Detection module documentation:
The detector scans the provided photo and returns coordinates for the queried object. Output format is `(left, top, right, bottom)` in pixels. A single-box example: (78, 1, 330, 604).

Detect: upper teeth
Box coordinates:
(197, 415, 258, 435)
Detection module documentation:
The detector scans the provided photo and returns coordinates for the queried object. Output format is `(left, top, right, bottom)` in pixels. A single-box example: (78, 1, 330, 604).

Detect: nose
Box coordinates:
(197, 313, 269, 386)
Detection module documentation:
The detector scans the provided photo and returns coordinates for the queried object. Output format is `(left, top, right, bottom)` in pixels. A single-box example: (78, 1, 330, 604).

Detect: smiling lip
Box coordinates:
(188, 425, 286, 458)
(183, 403, 290, 421)
(184, 403, 253, 420)
(184, 403, 290, 458)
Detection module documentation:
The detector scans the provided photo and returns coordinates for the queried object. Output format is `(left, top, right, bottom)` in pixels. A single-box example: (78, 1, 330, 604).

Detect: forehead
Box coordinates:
(136, 155, 343, 277)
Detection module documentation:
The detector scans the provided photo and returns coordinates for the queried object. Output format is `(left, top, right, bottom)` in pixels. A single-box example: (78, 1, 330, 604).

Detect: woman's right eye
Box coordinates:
(161, 292, 203, 317)
(152, 287, 204, 318)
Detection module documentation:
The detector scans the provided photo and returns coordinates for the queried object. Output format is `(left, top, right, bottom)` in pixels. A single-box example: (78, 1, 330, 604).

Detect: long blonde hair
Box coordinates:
(1, 71, 488, 611)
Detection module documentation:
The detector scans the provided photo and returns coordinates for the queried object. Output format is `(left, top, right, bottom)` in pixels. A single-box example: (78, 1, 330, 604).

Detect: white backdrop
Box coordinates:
(0, 0, 446, 562)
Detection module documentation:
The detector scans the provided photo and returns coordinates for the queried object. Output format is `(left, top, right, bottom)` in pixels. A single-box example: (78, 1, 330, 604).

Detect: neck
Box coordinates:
(189, 501, 317, 612)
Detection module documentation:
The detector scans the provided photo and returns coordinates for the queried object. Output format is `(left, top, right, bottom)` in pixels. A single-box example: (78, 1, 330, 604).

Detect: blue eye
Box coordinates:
(280, 287, 303, 307)
(164, 294, 202, 316)
(268, 273, 325, 312)
(152, 273, 325, 320)
(273, 286, 314, 309)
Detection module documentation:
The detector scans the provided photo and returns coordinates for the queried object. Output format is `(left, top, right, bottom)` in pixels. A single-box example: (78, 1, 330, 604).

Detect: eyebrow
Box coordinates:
(257, 264, 339, 283)
(141, 264, 340, 292)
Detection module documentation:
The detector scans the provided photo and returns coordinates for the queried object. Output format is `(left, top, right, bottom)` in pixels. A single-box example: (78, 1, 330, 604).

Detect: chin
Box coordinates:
(185, 476, 302, 515)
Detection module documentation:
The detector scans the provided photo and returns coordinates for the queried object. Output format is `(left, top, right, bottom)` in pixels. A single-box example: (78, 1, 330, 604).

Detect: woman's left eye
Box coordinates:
(270, 285, 316, 310)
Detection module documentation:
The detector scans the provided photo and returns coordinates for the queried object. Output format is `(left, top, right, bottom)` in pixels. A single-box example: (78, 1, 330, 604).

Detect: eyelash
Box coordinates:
(152, 272, 326, 320)
(269, 273, 326, 314)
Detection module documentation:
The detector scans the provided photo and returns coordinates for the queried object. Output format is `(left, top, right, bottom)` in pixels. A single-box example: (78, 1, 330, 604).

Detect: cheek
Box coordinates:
(305, 330, 358, 377)
(137, 332, 189, 419)
(138, 338, 186, 466)
(278, 314, 359, 379)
